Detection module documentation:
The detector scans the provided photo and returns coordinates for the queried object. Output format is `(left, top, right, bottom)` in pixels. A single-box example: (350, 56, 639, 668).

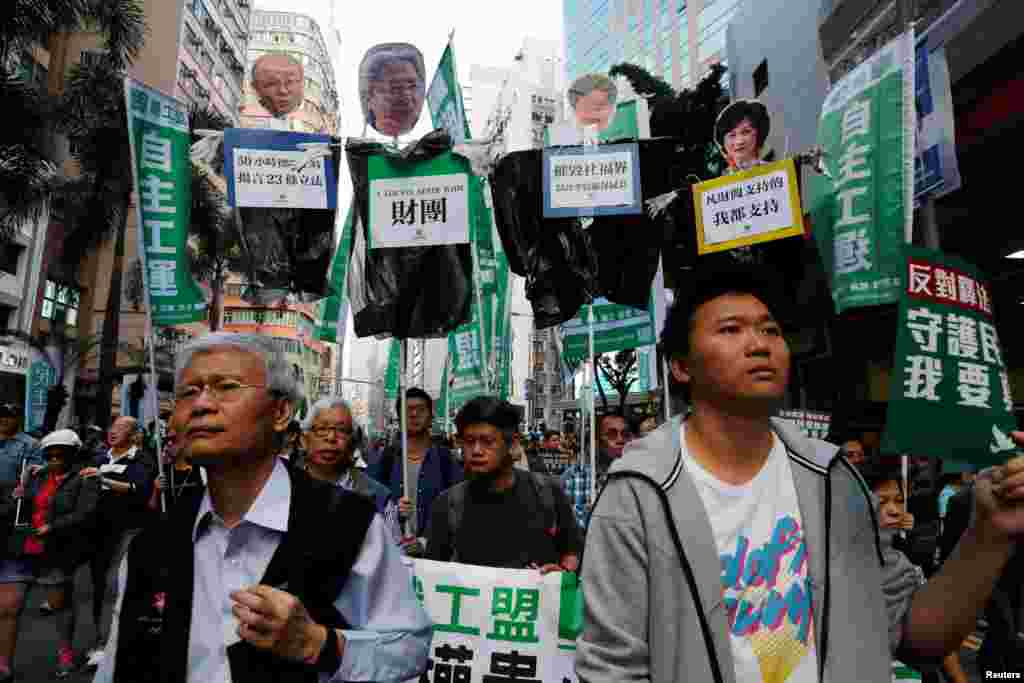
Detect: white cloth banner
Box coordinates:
(408, 559, 582, 683)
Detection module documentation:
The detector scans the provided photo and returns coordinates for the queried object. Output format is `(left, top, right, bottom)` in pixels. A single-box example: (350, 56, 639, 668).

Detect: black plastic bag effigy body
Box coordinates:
(489, 137, 683, 328)
(345, 130, 473, 339)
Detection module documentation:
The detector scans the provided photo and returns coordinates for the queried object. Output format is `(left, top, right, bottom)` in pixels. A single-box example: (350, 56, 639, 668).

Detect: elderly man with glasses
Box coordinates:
(94, 333, 431, 683)
(299, 397, 400, 541)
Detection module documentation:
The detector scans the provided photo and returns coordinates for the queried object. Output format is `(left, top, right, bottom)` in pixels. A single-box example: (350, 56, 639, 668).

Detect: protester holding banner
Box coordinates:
(369, 387, 462, 557)
(299, 397, 400, 541)
(94, 333, 431, 683)
(425, 396, 581, 572)
(577, 263, 1024, 683)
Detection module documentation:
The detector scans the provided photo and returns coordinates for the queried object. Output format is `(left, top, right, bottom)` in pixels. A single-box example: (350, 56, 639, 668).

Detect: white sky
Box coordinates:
(254, 0, 565, 141)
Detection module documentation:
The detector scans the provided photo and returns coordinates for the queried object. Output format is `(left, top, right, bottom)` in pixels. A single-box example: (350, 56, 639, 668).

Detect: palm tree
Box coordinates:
(51, 0, 146, 430)
(0, 0, 91, 239)
(187, 106, 243, 332)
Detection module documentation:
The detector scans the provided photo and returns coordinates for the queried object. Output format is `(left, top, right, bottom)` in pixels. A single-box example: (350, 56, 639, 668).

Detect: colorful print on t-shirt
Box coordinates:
(720, 514, 814, 683)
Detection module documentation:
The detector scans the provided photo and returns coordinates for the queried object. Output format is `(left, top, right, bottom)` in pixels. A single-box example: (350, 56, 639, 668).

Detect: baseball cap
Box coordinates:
(0, 404, 19, 418)
(39, 429, 82, 451)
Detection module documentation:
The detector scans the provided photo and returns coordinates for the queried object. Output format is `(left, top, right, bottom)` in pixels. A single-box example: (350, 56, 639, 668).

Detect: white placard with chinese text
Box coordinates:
(409, 559, 580, 683)
(230, 148, 330, 209)
(543, 144, 642, 217)
(369, 173, 470, 248)
(701, 170, 795, 246)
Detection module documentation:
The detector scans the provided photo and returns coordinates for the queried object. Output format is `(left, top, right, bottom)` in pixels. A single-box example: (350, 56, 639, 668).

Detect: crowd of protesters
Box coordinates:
(0, 266, 1019, 681)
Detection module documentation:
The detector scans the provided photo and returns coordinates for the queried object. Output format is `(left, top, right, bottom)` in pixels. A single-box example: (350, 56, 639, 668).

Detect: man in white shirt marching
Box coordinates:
(577, 263, 1024, 683)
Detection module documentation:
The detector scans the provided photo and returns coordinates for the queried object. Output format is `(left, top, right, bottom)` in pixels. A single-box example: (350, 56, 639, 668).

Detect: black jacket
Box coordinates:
(0, 464, 100, 570)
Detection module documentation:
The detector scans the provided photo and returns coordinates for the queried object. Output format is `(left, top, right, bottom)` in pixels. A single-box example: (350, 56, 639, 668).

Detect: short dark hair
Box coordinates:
(861, 460, 905, 495)
(715, 99, 770, 150)
(395, 387, 432, 419)
(543, 430, 560, 440)
(659, 262, 785, 360)
(456, 396, 519, 446)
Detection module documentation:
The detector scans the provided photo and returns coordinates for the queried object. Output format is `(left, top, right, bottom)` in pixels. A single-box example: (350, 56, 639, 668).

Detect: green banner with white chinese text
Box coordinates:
(806, 32, 914, 314)
(124, 79, 207, 325)
(881, 247, 1015, 466)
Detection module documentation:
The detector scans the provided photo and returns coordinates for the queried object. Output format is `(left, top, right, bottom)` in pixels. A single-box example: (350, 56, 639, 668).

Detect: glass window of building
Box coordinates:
(42, 281, 80, 327)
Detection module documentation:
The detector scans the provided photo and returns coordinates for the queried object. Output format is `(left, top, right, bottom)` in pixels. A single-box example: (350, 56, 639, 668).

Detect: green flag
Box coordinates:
(881, 247, 1014, 466)
(314, 206, 356, 343)
(560, 298, 656, 365)
(806, 31, 914, 314)
(125, 78, 208, 325)
(427, 42, 472, 144)
(384, 339, 401, 400)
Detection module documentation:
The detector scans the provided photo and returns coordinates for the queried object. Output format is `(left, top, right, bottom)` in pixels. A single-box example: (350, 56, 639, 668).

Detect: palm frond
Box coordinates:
(86, 0, 146, 71)
(0, 0, 89, 61)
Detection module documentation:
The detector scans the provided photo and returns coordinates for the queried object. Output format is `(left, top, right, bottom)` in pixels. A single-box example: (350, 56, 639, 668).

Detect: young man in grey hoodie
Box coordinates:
(576, 264, 1024, 683)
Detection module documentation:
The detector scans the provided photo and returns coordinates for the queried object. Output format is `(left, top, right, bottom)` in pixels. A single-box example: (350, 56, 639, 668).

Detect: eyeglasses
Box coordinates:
(371, 79, 422, 97)
(310, 425, 354, 440)
(461, 435, 501, 451)
(174, 380, 267, 404)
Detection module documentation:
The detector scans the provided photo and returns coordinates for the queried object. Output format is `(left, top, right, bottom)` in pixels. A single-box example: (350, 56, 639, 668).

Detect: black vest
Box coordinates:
(113, 467, 376, 683)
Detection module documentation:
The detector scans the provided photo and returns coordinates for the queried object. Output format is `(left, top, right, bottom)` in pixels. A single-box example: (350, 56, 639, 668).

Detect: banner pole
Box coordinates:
(124, 77, 166, 516)
(662, 356, 671, 423)
(588, 304, 597, 505)
(400, 339, 411, 537)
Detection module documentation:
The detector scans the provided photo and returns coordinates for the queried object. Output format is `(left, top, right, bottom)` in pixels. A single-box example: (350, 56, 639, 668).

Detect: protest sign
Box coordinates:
(367, 152, 472, 249)
(881, 247, 1015, 466)
(439, 298, 489, 424)
(409, 558, 581, 683)
(692, 158, 805, 254)
(223, 129, 337, 210)
(778, 409, 832, 441)
(428, 42, 472, 144)
(384, 339, 401, 400)
(543, 143, 642, 218)
(124, 79, 208, 326)
(560, 298, 655, 363)
(806, 31, 914, 314)
(24, 350, 56, 434)
(314, 207, 356, 343)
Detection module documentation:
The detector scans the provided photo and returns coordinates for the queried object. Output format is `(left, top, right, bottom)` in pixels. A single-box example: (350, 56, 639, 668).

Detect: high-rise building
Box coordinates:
(241, 10, 340, 134)
(563, 0, 742, 90)
(178, 0, 252, 123)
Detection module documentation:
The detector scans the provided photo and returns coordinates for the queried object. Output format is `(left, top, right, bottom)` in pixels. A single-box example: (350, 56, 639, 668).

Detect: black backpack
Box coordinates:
(446, 472, 559, 563)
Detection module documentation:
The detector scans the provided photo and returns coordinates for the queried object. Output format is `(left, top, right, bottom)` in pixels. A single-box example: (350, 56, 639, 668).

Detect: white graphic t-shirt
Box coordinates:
(681, 424, 820, 683)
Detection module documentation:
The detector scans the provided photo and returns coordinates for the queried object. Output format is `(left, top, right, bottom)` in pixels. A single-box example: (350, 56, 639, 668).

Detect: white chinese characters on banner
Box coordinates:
(370, 173, 470, 248)
(700, 170, 795, 246)
(231, 149, 329, 209)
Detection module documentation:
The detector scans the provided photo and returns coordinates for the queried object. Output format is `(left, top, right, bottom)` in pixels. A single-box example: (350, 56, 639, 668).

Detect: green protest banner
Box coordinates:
(427, 41, 472, 144)
(560, 298, 656, 364)
(384, 339, 401, 400)
(881, 247, 1016, 466)
(124, 79, 208, 325)
(805, 31, 914, 314)
(410, 559, 581, 682)
(314, 206, 356, 343)
(441, 298, 489, 420)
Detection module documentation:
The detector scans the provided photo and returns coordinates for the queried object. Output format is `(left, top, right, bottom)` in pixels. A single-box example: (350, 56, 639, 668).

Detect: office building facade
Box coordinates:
(563, 0, 742, 90)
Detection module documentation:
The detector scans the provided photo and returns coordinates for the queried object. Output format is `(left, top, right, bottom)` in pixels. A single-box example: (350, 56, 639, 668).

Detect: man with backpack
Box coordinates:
(425, 396, 581, 572)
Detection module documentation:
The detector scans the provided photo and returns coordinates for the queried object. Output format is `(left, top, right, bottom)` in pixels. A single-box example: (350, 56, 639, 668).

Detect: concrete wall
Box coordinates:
(725, 0, 830, 162)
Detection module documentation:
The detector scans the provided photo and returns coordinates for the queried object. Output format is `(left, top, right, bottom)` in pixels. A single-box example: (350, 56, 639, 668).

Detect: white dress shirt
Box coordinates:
(94, 458, 432, 683)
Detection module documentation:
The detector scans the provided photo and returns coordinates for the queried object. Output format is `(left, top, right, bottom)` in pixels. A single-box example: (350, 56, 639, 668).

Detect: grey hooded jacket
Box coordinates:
(576, 415, 932, 683)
